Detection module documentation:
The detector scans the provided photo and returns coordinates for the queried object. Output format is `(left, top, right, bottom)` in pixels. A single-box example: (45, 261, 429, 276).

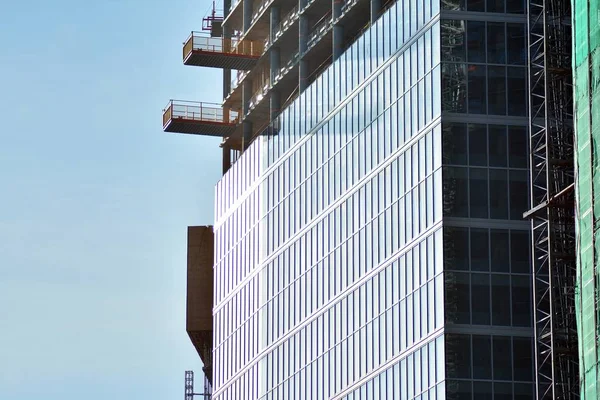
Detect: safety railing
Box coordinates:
(183, 32, 264, 60)
(271, 5, 299, 45)
(250, 0, 275, 25)
(273, 52, 300, 84)
(231, 70, 249, 91)
(307, 13, 332, 48)
(341, 0, 360, 14)
(163, 100, 238, 127)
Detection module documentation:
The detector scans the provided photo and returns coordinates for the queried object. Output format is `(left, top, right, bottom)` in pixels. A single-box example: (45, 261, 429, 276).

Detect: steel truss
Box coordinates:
(526, 0, 578, 395)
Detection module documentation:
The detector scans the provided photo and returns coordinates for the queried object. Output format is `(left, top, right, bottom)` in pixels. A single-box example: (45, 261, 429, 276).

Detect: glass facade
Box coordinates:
(211, 1, 534, 399)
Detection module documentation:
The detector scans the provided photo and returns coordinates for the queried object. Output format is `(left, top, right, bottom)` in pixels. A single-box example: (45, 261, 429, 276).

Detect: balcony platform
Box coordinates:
(163, 100, 238, 137)
(183, 33, 263, 70)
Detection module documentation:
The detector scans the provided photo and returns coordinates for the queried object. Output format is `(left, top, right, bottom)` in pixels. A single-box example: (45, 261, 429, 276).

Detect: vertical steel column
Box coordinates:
(242, 79, 253, 150)
(270, 6, 281, 120)
(333, 0, 343, 60)
(222, 145, 231, 174)
(243, 0, 252, 33)
(370, 0, 381, 23)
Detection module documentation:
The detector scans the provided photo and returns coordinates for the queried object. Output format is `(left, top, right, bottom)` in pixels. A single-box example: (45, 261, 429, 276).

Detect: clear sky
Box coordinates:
(0, 1, 223, 398)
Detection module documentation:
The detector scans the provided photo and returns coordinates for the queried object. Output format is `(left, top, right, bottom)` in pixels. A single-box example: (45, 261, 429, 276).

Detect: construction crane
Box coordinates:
(184, 371, 211, 400)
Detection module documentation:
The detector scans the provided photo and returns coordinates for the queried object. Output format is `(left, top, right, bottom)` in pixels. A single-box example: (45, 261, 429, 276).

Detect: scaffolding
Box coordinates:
(572, 0, 600, 397)
(525, 0, 578, 395)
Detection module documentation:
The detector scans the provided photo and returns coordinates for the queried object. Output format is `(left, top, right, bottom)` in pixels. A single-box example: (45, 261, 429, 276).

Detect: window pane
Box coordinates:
(488, 125, 507, 167)
(447, 380, 473, 400)
(514, 383, 534, 400)
(487, 66, 507, 115)
(470, 168, 488, 218)
(443, 123, 468, 165)
(490, 230, 510, 272)
(494, 383, 513, 400)
(511, 230, 530, 273)
(468, 65, 486, 114)
(507, 0, 525, 13)
(507, 24, 526, 64)
(493, 336, 512, 380)
(446, 272, 471, 324)
(446, 335, 472, 378)
(471, 273, 491, 324)
(491, 274, 511, 325)
(487, 23, 506, 64)
(489, 169, 509, 219)
(467, 21, 486, 62)
(512, 275, 532, 327)
(473, 381, 492, 400)
(507, 67, 527, 116)
(508, 126, 528, 168)
(442, 21, 466, 61)
(487, 0, 505, 12)
(513, 337, 533, 381)
(472, 335, 492, 379)
(509, 170, 528, 220)
(471, 229, 490, 271)
(468, 124, 487, 166)
(444, 167, 469, 217)
(445, 227, 470, 270)
(442, 63, 467, 113)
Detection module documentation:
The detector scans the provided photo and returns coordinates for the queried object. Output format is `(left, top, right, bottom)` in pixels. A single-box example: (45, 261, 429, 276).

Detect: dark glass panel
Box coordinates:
(442, 63, 467, 113)
(507, 0, 525, 13)
(491, 274, 511, 325)
(473, 335, 492, 379)
(442, 20, 466, 61)
(512, 275, 532, 327)
(509, 170, 528, 220)
(507, 67, 527, 116)
(443, 122, 468, 165)
(444, 167, 469, 217)
(510, 230, 530, 273)
(487, 23, 506, 64)
(508, 126, 528, 168)
(468, 124, 487, 166)
(488, 125, 507, 167)
(445, 227, 470, 270)
(490, 230, 510, 272)
(473, 382, 492, 400)
(470, 228, 489, 271)
(507, 24, 526, 64)
(468, 65, 487, 114)
(493, 336, 512, 380)
(489, 169, 509, 219)
(471, 273, 491, 324)
(487, 0, 504, 13)
(487, 66, 507, 115)
(446, 335, 472, 378)
(514, 383, 534, 399)
(446, 272, 471, 324)
(447, 380, 473, 400)
(467, 22, 486, 62)
(470, 168, 488, 218)
(513, 337, 533, 381)
(494, 383, 513, 400)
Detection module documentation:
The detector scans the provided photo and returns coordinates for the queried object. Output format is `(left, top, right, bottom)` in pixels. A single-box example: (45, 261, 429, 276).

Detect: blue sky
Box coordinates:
(0, 1, 223, 398)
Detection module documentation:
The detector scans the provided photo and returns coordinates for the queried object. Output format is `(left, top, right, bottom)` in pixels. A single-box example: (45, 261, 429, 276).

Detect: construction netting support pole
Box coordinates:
(526, 0, 578, 394)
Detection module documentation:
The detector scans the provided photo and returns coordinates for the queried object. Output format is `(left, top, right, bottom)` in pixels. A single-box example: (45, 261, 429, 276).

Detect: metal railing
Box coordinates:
(183, 32, 264, 61)
(307, 13, 332, 48)
(163, 100, 238, 127)
(271, 5, 299, 45)
(250, 0, 275, 25)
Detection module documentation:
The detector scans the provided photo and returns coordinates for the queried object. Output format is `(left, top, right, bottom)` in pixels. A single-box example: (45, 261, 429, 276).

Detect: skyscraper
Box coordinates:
(164, 0, 535, 398)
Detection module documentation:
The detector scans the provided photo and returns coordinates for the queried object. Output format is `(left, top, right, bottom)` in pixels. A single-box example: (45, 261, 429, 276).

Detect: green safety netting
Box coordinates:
(573, 0, 600, 397)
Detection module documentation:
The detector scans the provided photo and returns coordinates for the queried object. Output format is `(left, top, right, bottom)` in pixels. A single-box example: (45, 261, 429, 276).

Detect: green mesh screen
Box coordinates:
(574, 0, 600, 397)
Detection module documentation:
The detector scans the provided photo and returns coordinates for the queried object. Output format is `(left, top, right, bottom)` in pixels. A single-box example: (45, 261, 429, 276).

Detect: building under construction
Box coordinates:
(164, 0, 547, 398)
